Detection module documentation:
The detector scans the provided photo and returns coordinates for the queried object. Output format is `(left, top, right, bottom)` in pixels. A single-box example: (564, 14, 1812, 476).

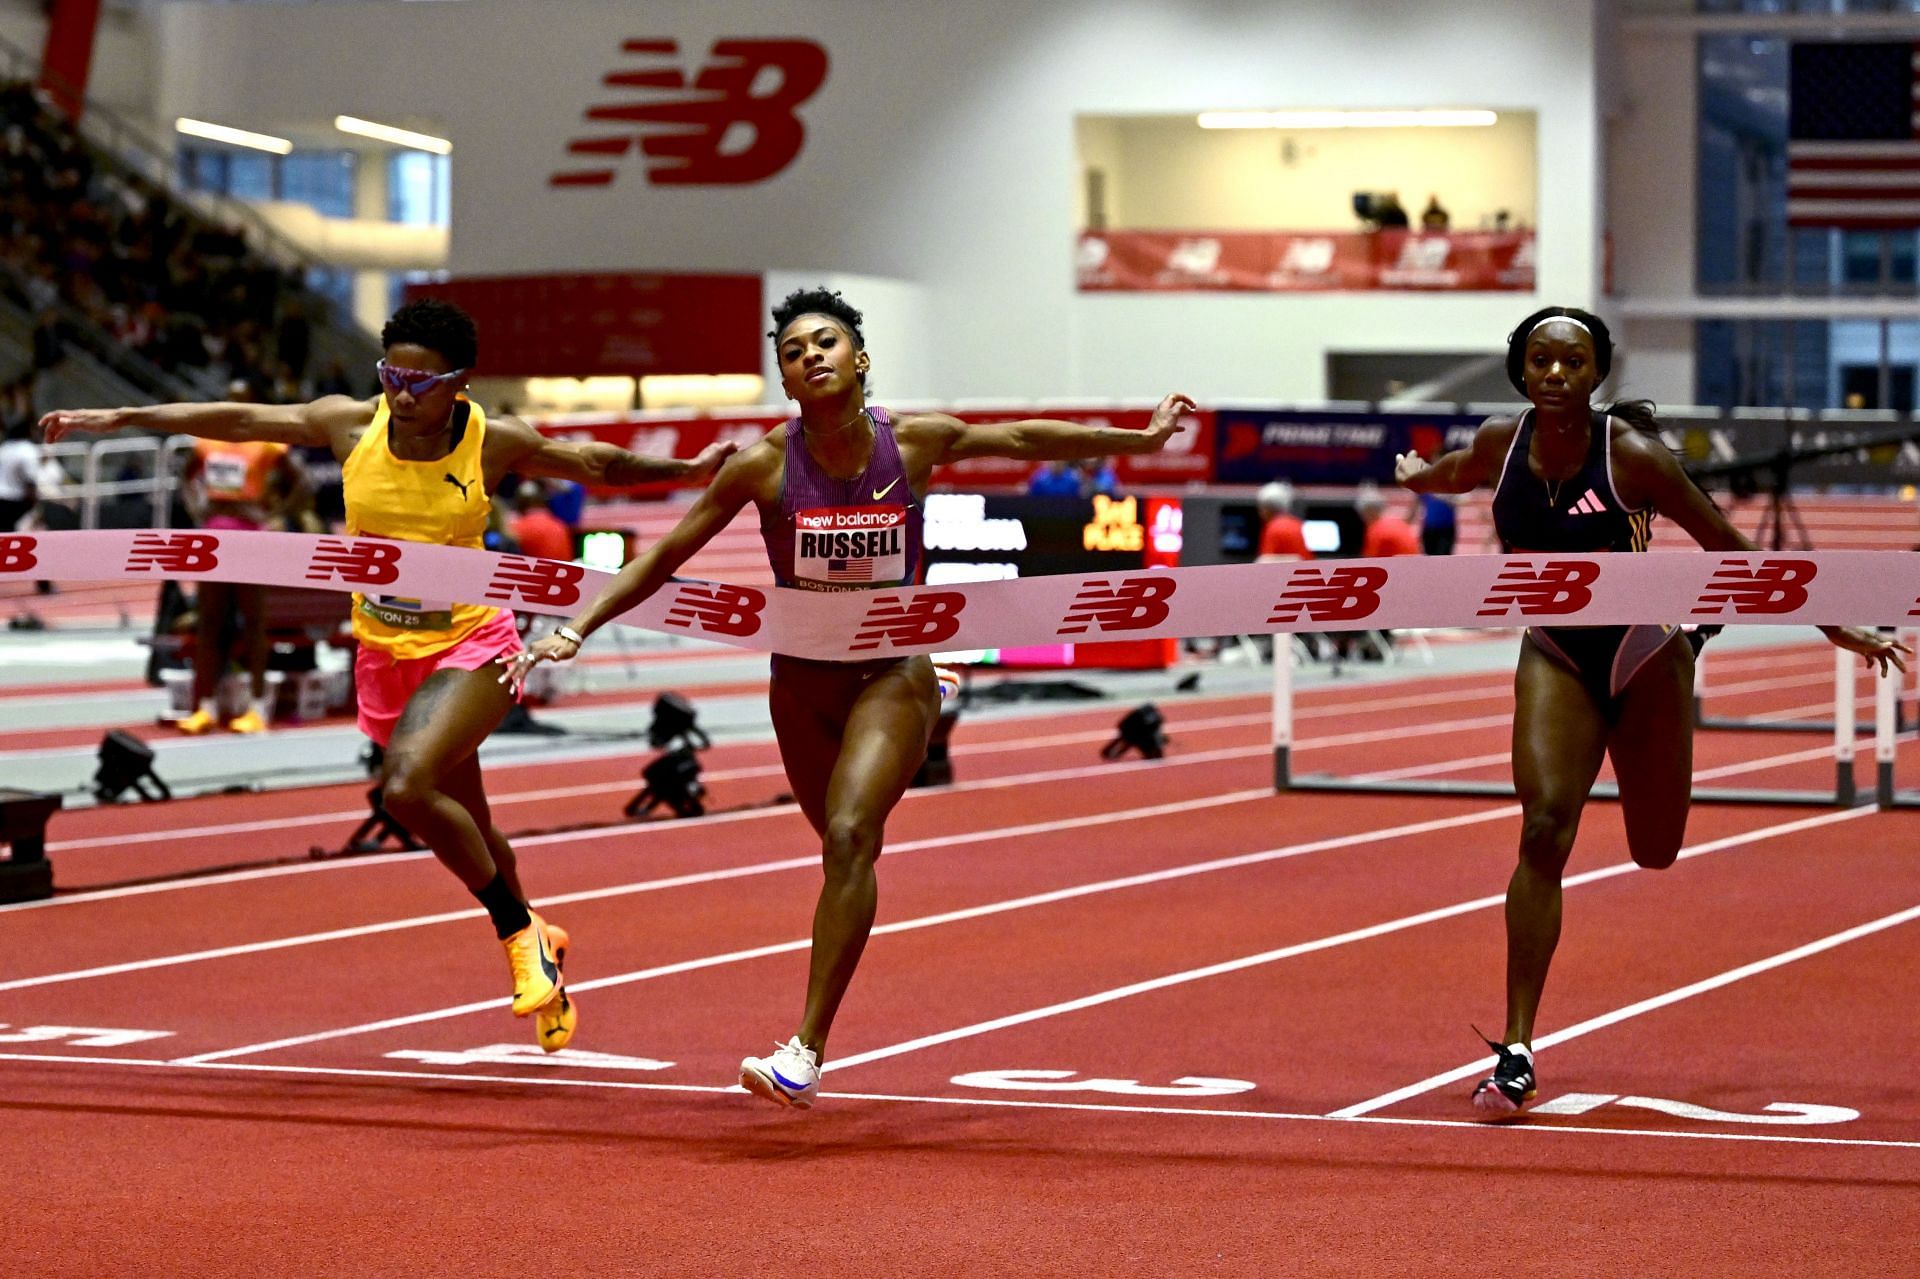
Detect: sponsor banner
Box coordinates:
(406, 272, 764, 378)
(530, 405, 1219, 493)
(1076, 230, 1535, 293)
(9, 531, 1913, 661)
(1215, 408, 1483, 486)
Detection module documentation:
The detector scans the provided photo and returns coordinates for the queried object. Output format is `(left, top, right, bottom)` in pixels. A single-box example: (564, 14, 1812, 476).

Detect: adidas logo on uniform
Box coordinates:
(1568, 488, 1607, 516)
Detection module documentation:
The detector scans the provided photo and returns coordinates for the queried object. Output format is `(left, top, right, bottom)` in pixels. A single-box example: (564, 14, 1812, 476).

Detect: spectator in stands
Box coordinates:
(1374, 192, 1410, 229)
(178, 382, 309, 734)
(1026, 458, 1081, 497)
(1421, 194, 1451, 231)
(29, 307, 61, 372)
(1077, 454, 1120, 497)
(1255, 480, 1313, 561)
(1416, 490, 1459, 555)
(277, 300, 311, 383)
(1359, 485, 1421, 557)
(510, 480, 573, 561)
(0, 410, 37, 532)
(314, 359, 355, 398)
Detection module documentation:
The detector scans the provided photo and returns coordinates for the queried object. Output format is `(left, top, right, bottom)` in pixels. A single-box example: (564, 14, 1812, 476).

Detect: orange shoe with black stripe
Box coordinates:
(532, 915, 576, 1051)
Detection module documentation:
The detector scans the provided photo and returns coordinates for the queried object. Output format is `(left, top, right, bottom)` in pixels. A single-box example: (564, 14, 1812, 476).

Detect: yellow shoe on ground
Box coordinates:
(502, 916, 562, 1016)
(531, 915, 576, 1051)
(227, 708, 268, 734)
(176, 707, 219, 735)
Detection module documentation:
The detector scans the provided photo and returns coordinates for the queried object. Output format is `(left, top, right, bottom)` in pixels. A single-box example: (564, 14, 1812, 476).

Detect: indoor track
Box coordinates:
(2, 640, 1915, 1276)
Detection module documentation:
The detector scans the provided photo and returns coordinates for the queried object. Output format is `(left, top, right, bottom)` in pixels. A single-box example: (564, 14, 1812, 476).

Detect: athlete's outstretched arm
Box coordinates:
(1617, 430, 1907, 673)
(921, 393, 1196, 462)
(40, 396, 362, 450)
(499, 447, 765, 686)
(1395, 417, 1513, 494)
(487, 415, 736, 486)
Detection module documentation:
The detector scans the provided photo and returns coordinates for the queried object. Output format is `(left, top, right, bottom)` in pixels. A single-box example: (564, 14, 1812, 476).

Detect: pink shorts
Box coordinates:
(204, 514, 264, 532)
(354, 611, 523, 748)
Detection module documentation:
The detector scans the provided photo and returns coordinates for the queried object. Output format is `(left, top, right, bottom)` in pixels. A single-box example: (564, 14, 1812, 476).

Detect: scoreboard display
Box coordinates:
(922, 493, 1181, 669)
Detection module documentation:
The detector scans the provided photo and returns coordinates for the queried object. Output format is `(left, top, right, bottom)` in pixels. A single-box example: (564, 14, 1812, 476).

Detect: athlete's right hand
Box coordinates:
(1393, 451, 1430, 487)
(1142, 393, 1199, 450)
(496, 631, 581, 694)
(39, 408, 124, 444)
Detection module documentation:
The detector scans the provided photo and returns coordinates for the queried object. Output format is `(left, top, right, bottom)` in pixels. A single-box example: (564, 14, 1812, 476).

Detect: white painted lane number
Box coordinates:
(950, 1069, 1255, 1098)
(0, 1024, 173, 1048)
(1532, 1093, 1858, 1126)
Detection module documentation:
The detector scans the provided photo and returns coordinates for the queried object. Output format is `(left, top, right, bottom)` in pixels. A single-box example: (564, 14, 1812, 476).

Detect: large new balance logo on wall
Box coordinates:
(552, 38, 830, 187)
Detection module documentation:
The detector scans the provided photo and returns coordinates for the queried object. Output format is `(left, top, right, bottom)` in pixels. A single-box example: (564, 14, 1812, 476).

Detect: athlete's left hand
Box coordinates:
(1824, 626, 1910, 675)
(684, 440, 738, 481)
(1142, 394, 1199, 450)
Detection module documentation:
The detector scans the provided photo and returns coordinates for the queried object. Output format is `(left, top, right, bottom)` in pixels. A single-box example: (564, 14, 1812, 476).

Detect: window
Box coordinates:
(389, 152, 450, 227)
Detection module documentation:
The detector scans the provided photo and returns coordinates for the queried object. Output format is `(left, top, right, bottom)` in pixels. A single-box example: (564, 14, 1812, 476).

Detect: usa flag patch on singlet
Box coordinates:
(794, 505, 908, 588)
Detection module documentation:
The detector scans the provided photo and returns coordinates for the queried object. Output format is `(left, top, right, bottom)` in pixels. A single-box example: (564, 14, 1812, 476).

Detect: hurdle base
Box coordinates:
(1276, 774, 1855, 808)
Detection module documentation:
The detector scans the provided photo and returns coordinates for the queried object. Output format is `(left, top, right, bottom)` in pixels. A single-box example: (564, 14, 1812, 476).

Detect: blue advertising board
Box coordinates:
(1214, 409, 1485, 485)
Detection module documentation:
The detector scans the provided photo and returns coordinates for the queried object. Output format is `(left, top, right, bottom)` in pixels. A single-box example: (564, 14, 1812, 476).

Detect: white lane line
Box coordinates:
(171, 805, 1523, 1065)
(1328, 891, 1920, 1119)
(2, 1051, 1913, 1153)
(0, 789, 1274, 992)
(819, 807, 1877, 1078)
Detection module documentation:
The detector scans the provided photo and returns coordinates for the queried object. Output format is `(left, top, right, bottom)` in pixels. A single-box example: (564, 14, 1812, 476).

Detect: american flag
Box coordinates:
(1788, 42, 1920, 230)
(826, 558, 873, 583)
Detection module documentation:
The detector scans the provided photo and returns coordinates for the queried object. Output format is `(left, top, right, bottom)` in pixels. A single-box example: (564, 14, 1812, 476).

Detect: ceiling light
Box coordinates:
(1198, 109, 1498, 130)
(334, 115, 452, 154)
(175, 117, 293, 154)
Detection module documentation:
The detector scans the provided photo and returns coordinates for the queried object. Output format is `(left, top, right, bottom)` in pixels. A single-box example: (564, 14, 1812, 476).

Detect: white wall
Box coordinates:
(1606, 19, 1698, 404)
(141, 0, 1604, 403)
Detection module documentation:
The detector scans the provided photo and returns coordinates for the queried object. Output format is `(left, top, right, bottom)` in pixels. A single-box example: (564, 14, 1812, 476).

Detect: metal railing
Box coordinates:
(40, 434, 195, 530)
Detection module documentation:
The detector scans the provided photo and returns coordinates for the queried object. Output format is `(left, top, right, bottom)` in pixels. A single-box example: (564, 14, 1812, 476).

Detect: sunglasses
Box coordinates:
(375, 360, 468, 397)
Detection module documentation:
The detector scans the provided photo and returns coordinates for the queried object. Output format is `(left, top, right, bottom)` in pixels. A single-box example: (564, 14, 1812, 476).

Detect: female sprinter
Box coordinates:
(505, 287, 1195, 1108)
(43, 298, 734, 1052)
(1394, 306, 1906, 1115)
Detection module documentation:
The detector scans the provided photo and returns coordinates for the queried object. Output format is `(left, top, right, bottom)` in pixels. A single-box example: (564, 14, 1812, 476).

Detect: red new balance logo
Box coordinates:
(1267, 566, 1387, 624)
(1477, 561, 1599, 617)
(305, 539, 403, 587)
(662, 582, 766, 638)
(1692, 558, 1816, 616)
(1057, 577, 1176, 635)
(483, 558, 585, 608)
(0, 534, 37, 574)
(125, 532, 219, 574)
(849, 592, 966, 652)
(552, 38, 829, 188)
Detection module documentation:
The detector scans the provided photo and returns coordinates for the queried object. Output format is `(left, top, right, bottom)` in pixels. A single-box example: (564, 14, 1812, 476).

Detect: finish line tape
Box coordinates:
(4, 530, 1913, 661)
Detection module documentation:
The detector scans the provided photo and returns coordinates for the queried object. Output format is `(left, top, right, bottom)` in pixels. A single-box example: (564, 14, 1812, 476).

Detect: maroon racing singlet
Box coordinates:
(760, 407, 922, 593)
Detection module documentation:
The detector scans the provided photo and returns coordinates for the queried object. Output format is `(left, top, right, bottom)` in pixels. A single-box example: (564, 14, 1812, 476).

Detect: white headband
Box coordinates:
(1529, 315, 1592, 339)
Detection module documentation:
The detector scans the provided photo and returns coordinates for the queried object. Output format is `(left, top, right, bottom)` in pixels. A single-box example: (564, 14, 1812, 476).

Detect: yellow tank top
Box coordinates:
(342, 396, 499, 658)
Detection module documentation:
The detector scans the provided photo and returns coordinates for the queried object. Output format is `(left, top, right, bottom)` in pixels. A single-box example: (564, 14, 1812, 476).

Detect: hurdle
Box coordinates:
(1694, 627, 1917, 736)
(1272, 634, 1883, 808)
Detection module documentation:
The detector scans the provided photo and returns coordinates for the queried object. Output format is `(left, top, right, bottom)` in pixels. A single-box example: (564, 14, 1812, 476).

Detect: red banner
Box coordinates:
(531, 405, 1217, 493)
(1075, 230, 1535, 293)
(406, 272, 763, 377)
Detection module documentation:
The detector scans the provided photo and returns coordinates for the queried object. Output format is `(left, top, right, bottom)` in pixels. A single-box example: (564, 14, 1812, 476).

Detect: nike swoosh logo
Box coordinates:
(872, 478, 900, 501)
(537, 934, 560, 985)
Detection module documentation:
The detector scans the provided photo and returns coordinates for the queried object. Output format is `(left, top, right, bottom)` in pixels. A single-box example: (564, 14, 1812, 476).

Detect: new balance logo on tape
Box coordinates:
(1692, 558, 1817, 616)
(1476, 561, 1599, 617)
(0, 534, 36, 574)
(850, 592, 966, 651)
(1267, 566, 1387, 624)
(124, 532, 219, 574)
(1057, 576, 1177, 635)
(306, 538, 404, 587)
(483, 557, 585, 608)
(661, 582, 766, 638)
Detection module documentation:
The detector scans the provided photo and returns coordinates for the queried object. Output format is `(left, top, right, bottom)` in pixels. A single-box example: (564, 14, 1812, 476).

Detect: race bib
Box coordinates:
(201, 451, 252, 500)
(359, 594, 455, 631)
(794, 504, 907, 588)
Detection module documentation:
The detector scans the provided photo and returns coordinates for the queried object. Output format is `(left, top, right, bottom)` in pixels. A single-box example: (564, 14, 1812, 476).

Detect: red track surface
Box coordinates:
(3, 642, 1917, 1276)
